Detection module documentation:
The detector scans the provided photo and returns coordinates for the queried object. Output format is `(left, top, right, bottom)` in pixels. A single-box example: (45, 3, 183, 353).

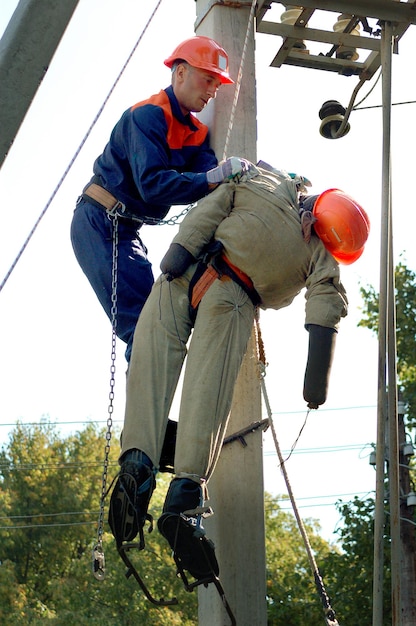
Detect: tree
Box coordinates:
(1, 421, 343, 624)
(359, 258, 416, 427)
(0, 421, 196, 625)
(323, 497, 392, 626)
(358, 257, 416, 624)
(264, 492, 339, 625)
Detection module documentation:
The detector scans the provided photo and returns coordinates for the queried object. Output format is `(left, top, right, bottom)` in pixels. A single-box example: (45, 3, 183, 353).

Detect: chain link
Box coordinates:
(92, 214, 119, 581)
(139, 203, 196, 226)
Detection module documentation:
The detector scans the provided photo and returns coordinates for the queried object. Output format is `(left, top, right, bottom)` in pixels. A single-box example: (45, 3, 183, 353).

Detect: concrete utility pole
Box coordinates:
(397, 396, 416, 626)
(0, 0, 80, 168)
(194, 2, 268, 624)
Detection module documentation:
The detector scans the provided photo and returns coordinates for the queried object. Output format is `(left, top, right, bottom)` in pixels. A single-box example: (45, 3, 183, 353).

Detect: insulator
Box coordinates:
(333, 14, 360, 61)
(280, 5, 309, 53)
(406, 492, 416, 507)
(318, 100, 350, 139)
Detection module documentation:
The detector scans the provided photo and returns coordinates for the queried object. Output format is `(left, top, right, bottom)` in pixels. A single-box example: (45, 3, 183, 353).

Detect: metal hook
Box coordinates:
(92, 544, 106, 581)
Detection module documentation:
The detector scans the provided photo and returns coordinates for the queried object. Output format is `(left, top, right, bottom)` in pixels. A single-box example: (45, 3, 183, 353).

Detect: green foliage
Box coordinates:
(357, 258, 416, 623)
(324, 497, 392, 626)
(358, 259, 416, 425)
(264, 492, 338, 625)
(2, 421, 393, 625)
(0, 421, 196, 625)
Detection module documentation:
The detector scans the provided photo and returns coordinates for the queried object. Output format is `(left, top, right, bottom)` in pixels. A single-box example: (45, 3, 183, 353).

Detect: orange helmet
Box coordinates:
(164, 36, 234, 84)
(312, 188, 370, 265)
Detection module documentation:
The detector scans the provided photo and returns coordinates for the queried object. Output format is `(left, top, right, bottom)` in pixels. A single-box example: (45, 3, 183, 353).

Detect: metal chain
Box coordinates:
(92, 214, 119, 581)
(140, 203, 196, 227)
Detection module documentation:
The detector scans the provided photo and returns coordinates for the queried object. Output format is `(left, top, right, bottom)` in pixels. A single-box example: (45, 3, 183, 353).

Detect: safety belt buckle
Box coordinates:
(107, 200, 127, 217)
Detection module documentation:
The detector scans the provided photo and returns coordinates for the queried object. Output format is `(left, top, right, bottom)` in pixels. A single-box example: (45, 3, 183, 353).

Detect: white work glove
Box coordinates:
(206, 157, 250, 184)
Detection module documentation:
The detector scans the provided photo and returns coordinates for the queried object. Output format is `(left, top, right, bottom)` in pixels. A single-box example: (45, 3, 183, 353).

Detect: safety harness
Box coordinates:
(189, 246, 261, 314)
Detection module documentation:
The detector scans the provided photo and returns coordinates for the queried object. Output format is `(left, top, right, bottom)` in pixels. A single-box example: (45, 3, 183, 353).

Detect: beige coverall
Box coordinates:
(121, 168, 348, 483)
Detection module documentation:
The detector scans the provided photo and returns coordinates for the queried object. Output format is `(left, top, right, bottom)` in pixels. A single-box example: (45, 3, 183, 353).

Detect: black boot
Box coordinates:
(157, 478, 219, 580)
(108, 449, 156, 546)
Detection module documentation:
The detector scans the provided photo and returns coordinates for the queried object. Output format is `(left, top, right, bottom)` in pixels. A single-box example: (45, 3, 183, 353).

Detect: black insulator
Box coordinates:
(319, 100, 346, 120)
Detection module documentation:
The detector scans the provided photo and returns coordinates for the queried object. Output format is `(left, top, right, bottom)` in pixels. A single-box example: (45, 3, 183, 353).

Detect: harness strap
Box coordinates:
(190, 265, 222, 309)
(190, 253, 261, 310)
(222, 254, 255, 292)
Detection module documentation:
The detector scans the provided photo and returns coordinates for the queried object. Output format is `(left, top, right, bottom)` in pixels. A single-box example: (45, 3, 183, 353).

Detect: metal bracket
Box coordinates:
(256, 1, 416, 80)
(223, 418, 269, 448)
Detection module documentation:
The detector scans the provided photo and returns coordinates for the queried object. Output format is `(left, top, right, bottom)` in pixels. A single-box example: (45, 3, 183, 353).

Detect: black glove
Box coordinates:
(303, 324, 337, 409)
(160, 243, 195, 281)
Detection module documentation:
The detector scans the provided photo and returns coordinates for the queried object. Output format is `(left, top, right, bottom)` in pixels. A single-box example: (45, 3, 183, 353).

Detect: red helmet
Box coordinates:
(164, 36, 234, 84)
(312, 189, 370, 265)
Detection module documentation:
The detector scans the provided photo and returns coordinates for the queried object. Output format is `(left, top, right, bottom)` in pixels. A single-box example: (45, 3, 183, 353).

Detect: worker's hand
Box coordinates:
(206, 157, 251, 184)
(303, 324, 337, 409)
(160, 243, 195, 281)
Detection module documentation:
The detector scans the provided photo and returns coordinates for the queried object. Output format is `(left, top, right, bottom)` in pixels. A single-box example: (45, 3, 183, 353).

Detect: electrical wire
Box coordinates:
(0, 491, 375, 531)
(0, 0, 163, 294)
(0, 403, 378, 429)
(354, 99, 416, 110)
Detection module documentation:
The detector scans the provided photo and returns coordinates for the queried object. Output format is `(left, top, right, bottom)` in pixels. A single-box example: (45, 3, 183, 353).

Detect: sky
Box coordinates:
(0, 0, 415, 543)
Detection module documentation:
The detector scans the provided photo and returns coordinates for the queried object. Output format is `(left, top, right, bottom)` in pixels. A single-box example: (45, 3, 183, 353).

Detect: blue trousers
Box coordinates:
(70, 199, 154, 361)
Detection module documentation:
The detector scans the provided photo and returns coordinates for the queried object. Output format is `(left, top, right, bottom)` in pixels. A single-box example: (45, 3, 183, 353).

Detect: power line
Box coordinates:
(0, 0, 164, 294)
(263, 442, 373, 456)
(0, 510, 99, 521)
(0, 404, 377, 429)
(355, 99, 416, 110)
(0, 490, 375, 531)
(0, 443, 371, 472)
(0, 520, 97, 530)
(0, 419, 123, 428)
(0, 461, 118, 471)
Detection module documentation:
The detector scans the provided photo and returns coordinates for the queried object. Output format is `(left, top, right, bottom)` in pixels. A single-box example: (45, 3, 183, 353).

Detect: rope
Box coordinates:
(253, 315, 340, 626)
(0, 0, 164, 295)
(222, 0, 257, 161)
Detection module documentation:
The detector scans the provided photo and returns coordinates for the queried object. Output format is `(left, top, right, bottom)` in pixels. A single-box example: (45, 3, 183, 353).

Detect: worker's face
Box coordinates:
(174, 63, 222, 115)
